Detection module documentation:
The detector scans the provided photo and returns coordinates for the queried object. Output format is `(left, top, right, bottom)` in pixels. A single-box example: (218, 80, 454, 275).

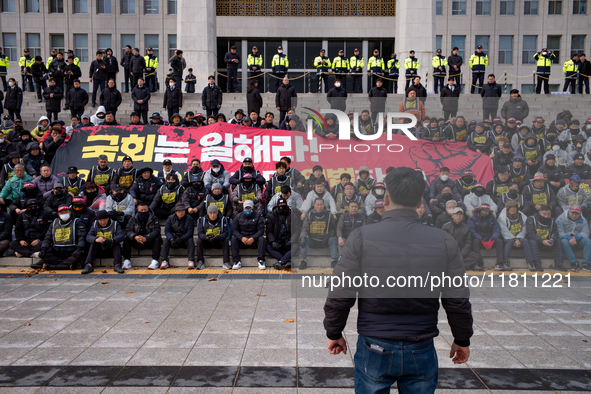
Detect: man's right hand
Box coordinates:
(135, 235, 145, 244)
(327, 337, 347, 355)
(20, 240, 28, 247)
(542, 240, 552, 247)
(96, 237, 105, 244)
(450, 343, 469, 364)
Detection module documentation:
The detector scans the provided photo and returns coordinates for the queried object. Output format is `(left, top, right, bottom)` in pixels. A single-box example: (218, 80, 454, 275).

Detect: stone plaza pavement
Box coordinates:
(0, 272, 591, 393)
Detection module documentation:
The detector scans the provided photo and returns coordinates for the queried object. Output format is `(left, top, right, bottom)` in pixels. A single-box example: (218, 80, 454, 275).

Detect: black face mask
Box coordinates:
(277, 175, 287, 182)
(508, 189, 518, 198)
(243, 180, 254, 189)
(463, 176, 473, 184)
(539, 215, 551, 225)
(474, 189, 485, 197)
(442, 193, 453, 201)
(547, 134, 556, 142)
(27, 207, 39, 216)
(166, 181, 177, 189)
(55, 190, 64, 197)
(25, 189, 36, 196)
(113, 192, 125, 202)
(41, 175, 51, 182)
(192, 183, 202, 190)
(85, 190, 98, 201)
(137, 211, 149, 222)
(278, 205, 289, 215)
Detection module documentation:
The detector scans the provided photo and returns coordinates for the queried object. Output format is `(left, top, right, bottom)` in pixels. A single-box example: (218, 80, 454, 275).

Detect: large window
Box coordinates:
(573, 0, 587, 13)
(167, 0, 176, 14)
(436, 0, 442, 14)
(571, 35, 585, 56)
(451, 36, 465, 59)
(73, 0, 87, 13)
(50, 34, 65, 54)
(499, 35, 513, 64)
(97, 0, 111, 13)
(145, 34, 159, 58)
(168, 34, 176, 59)
(25, 0, 39, 12)
(500, 0, 514, 14)
(74, 34, 89, 63)
(547, 35, 561, 63)
(1, 0, 15, 12)
(144, 0, 158, 14)
(548, 0, 562, 14)
(522, 35, 537, 64)
(436, 36, 442, 52)
(452, 0, 466, 15)
(2, 33, 17, 61)
(121, 0, 134, 13)
(524, 0, 538, 14)
(476, 0, 490, 14)
(475, 35, 490, 53)
(26, 34, 41, 58)
(121, 34, 135, 57)
(97, 34, 112, 52)
(216, 0, 397, 16)
(49, 0, 63, 13)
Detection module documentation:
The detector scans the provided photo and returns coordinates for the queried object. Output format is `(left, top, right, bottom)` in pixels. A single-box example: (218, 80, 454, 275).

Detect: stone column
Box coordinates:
(395, 0, 435, 94)
(177, 0, 217, 92)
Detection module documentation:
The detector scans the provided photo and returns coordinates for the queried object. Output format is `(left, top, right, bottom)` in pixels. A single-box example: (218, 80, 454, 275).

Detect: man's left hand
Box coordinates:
(327, 337, 347, 355)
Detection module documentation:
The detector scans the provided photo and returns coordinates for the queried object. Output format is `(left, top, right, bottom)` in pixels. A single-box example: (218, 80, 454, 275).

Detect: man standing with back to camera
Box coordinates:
(324, 167, 473, 393)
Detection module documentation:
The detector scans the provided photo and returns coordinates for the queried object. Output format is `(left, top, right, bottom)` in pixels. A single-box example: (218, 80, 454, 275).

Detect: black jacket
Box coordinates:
(247, 86, 263, 115)
(266, 209, 293, 247)
(15, 210, 50, 243)
(100, 86, 122, 112)
(4, 86, 22, 110)
(326, 87, 347, 112)
(201, 84, 223, 110)
(579, 59, 591, 77)
(130, 54, 145, 74)
(43, 192, 73, 218)
(67, 87, 89, 110)
(224, 51, 241, 70)
(440, 85, 460, 111)
(89, 59, 107, 80)
(130, 174, 163, 204)
(42, 85, 63, 112)
(121, 52, 133, 70)
(104, 55, 119, 74)
(275, 83, 297, 110)
(447, 54, 463, 70)
(368, 86, 387, 113)
(63, 64, 82, 85)
(170, 56, 183, 77)
(163, 86, 182, 109)
(30, 62, 47, 82)
(0, 211, 12, 242)
(164, 213, 194, 241)
(406, 83, 427, 103)
(126, 210, 160, 242)
(501, 95, 529, 121)
(131, 85, 151, 111)
(48, 58, 66, 79)
(233, 211, 265, 239)
(480, 82, 502, 109)
(442, 220, 472, 258)
(323, 209, 473, 346)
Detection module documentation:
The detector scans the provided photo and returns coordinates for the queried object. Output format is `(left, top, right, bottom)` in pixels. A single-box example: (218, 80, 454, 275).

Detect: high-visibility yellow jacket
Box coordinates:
(272, 53, 289, 73)
(313, 56, 331, 72)
(349, 55, 364, 73)
(247, 53, 263, 71)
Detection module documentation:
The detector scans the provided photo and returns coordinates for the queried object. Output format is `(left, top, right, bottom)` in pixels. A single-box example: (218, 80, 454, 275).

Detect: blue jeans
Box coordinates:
(354, 335, 438, 394)
(299, 237, 338, 259)
(560, 237, 591, 266)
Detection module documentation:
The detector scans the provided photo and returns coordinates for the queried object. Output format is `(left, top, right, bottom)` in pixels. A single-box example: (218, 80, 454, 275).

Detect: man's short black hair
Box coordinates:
(488, 73, 495, 78)
(348, 200, 359, 207)
(314, 198, 325, 205)
(265, 112, 274, 118)
(280, 156, 291, 164)
(440, 167, 450, 173)
(384, 167, 425, 208)
(448, 77, 454, 81)
(281, 185, 291, 194)
(137, 201, 149, 208)
(539, 205, 551, 212)
(453, 46, 459, 51)
(340, 173, 351, 180)
(191, 158, 200, 164)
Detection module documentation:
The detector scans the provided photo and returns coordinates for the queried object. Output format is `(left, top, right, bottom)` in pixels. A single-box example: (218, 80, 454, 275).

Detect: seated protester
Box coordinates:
(357, 110, 376, 136)
(336, 200, 365, 257)
(267, 185, 303, 213)
(22, 142, 47, 177)
(111, 155, 136, 192)
(336, 182, 365, 215)
(499, 180, 535, 217)
(150, 173, 184, 219)
(430, 185, 466, 220)
(160, 203, 195, 270)
(455, 170, 479, 198)
(444, 116, 468, 142)
(196, 205, 230, 270)
(43, 183, 73, 220)
(0, 129, 15, 164)
(516, 129, 541, 174)
(41, 125, 65, 165)
(442, 207, 481, 269)
(464, 183, 498, 217)
(83, 210, 125, 275)
(259, 112, 278, 129)
(33, 164, 59, 198)
(123, 202, 162, 270)
(523, 172, 559, 217)
(567, 134, 588, 159)
(467, 122, 494, 155)
(148, 112, 168, 126)
(106, 184, 135, 229)
(157, 159, 181, 183)
(203, 159, 230, 193)
(0, 208, 12, 256)
(429, 166, 462, 202)
(557, 205, 590, 271)
(486, 166, 512, 205)
(90, 106, 106, 126)
(229, 157, 266, 187)
(169, 113, 183, 127)
(366, 199, 385, 225)
(543, 140, 573, 170)
(62, 166, 85, 197)
(511, 123, 531, 151)
(557, 175, 588, 217)
(435, 200, 462, 228)
(559, 119, 584, 143)
(216, 113, 228, 123)
(181, 158, 204, 187)
(182, 173, 207, 220)
(88, 154, 114, 195)
(492, 140, 515, 173)
(538, 127, 559, 154)
(538, 154, 566, 194)
(9, 182, 43, 222)
(31, 116, 50, 142)
(266, 161, 298, 202)
(364, 182, 386, 215)
(419, 117, 445, 142)
(228, 109, 246, 125)
(198, 183, 233, 218)
(330, 173, 353, 202)
(33, 205, 87, 270)
(490, 121, 509, 142)
(281, 156, 307, 194)
(266, 198, 297, 270)
(303, 165, 331, 198)
(467, 204, 502, 270)
(130, 167, 162, 205)
(0, 152, 22, 189)
(416, 201, 434, 226)
(103, 111, 119, 126)
(525, 204, 562, 272)
(564, 153, 591, 182)
(181, 111, 197, 127)
(300, 179, 338, 220)
(354, 166, 376, 199)
(11, 199, 49, 258)
(79, 114, 95, 128)
(0, 164, 33, 211)
(231, 200, 266, 270)
(129, 112, 143, 126)
(498, 200, 531, 272)
(231, 173, 263, 218)
(82, 181, 107, 211)
(298, 198, 338, 270)
(508, 154, 531, 190)
(71, 196, 96, 233)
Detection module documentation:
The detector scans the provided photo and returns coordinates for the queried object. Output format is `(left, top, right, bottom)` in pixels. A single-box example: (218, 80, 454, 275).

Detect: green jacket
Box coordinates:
(0, 173, 33, 201)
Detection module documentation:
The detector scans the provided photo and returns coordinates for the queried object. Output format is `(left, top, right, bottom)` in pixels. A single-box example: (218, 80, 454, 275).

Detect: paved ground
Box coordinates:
(0, 273, 591, 393)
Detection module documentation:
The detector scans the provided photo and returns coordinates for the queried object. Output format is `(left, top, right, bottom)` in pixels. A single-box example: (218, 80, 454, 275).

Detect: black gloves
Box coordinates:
(272, 242, 280, 249)
(39, 248, 47, 259)
(299, 238, 306, 247)
(72, 248, 83, 259)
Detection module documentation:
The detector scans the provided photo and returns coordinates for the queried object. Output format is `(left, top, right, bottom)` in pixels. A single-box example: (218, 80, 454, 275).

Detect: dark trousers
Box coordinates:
(196, 237, 230, 264)
(579, 76, 590, 94)
(64, 83, 74, 107)
(472, 238, 504, 264)
(316, 73, 328, 93)
(0, 239, 10, 255)
(7, 109, 21, 121)
(106, 72, 117, 84)
(529, 239, 563, 268)
(482, 108, 497, 121)
(145, 74, 157, 93)
(137, 110, 148, 125)
(404, 75, 414, 90)
(433, 75, 445, 94)
(124, 69, 132, 92)
(161, 237, 195, 261)
(266, 243, 297, 262)
(42, 248, 83, 270)
(154, 206, 173, 220)
(166, 108, 179, 124)
(536, 75, 550, 94)
(443, 110, 457, 121)
(123, 237, 162, 260)
(226, 68, 238, 93)
(35, 80, 47, 100)
(173, 75, 182, 87)
(231, 235, 266, 262)
(10, 240, 42, 257)
(563, 77, 577, 94)
(206, 108, 219, 119)
(273, 73, 285, 93)
(471, 73, 484, 94)
(91, 79, 105, 104)
(132, 72, 143, 87)
(85, 242, 122, 267)
(503, 238, 533, 264)
(70, 108, 84, 119)
(279, 110, 288, 124)
(451, 70, 461, 87)
(22, 74, 34, 92)
(46, 111, 59, 122)
(388, 78, 398, 94)
(371, 72, 383, 88)
(351, 74, 362, 93)
(0, 75, 7, 91)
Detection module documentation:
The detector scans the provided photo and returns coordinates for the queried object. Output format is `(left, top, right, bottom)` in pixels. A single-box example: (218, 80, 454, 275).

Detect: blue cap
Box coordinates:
(570, 174, 582, 183)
